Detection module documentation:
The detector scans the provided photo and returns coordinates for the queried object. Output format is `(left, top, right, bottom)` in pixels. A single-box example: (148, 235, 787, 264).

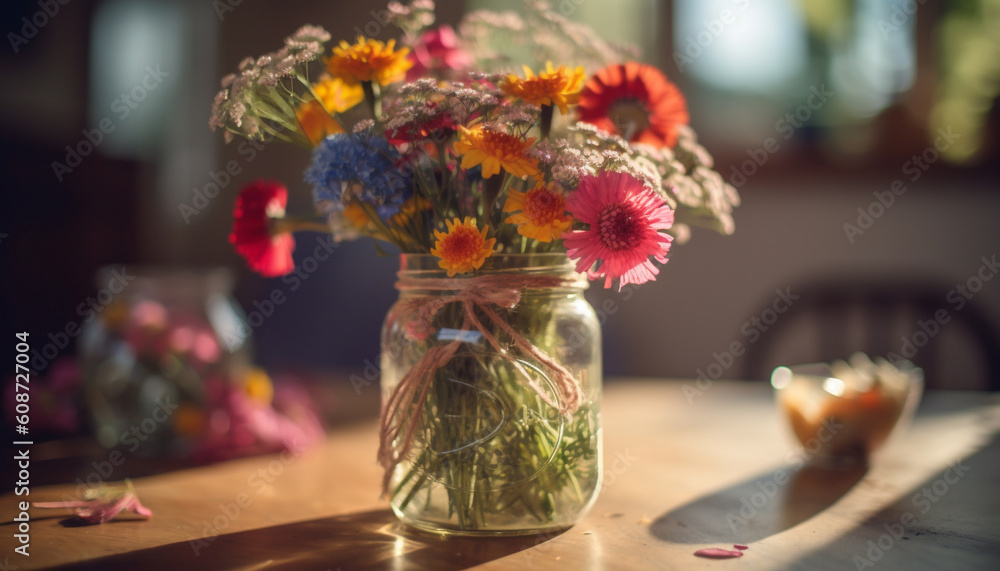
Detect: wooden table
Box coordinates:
(4, 380, 1000, 570)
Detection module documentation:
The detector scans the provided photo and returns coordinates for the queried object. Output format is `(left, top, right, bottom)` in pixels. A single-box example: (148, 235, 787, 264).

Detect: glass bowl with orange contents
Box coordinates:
(771, 354, 923, 467)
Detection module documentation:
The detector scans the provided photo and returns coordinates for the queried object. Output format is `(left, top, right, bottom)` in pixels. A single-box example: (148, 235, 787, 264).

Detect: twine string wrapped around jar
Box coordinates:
(377, 272, 585, 495)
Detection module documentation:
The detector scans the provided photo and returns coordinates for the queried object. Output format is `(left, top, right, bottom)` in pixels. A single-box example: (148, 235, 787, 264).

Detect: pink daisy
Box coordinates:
(564, 171, 674, 290)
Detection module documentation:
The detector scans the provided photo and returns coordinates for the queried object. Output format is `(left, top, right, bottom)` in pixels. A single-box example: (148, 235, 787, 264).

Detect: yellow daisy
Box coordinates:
(326, 37, 413, 86)
(390, 194, 433, 228)
(453, 126, 538, 179)
(295, 77, 364, 145)
(430, 217, 496, 276)
(503, 182, 573, 242)
(501, 62, 586, 114)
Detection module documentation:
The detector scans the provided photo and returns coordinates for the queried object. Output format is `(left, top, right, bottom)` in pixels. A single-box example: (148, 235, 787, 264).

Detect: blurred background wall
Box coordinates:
(2, 0, 998, 390)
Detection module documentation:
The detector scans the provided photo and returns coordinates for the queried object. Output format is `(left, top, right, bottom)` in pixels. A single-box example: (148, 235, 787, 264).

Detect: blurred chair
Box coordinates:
(742, 279, 1000, 391)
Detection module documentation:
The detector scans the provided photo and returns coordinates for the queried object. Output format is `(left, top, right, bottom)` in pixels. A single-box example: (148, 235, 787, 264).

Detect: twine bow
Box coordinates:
(377, 273, 585, 496)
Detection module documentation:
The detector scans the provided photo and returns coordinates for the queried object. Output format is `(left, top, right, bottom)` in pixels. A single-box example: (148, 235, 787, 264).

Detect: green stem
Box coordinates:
(482, 175, 503, 219)
(387, 295, 597, 531)
(271, 217, 331, 235)
(437, 143, 450, 196)
(540, 104, 554, 140)
(362, 81, 382, 123)
(256, 121, 304, 147)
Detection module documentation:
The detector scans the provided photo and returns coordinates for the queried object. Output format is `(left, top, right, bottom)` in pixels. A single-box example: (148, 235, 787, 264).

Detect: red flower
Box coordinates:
(577, 62, 689, 148)
(229, 180, 295, 277)
(564, 171, 674, 290)
(385, 106, 457, 145)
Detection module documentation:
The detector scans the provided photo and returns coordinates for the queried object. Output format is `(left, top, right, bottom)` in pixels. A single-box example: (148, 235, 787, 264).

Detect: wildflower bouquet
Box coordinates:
(210, 0, 738, 534)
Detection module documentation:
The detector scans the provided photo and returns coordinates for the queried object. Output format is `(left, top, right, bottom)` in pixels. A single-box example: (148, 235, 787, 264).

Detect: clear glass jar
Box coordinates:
(79, 267, 251, 456)
(380, 253, 602, 535)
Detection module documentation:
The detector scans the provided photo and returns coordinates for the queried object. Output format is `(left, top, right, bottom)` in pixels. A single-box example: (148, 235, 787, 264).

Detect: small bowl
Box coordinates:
(771, 354, 923, 467)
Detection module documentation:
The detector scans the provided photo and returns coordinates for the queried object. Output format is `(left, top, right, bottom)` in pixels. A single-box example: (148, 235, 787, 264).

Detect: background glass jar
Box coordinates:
(79, 267, 251, 456)
(380, 253, 602, 535)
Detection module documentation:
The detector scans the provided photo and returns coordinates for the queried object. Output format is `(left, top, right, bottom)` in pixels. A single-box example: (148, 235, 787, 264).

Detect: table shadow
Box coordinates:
(40, 508, 561, 571)
(785, 433, 1000, 569)
(651, 462, 867, 545)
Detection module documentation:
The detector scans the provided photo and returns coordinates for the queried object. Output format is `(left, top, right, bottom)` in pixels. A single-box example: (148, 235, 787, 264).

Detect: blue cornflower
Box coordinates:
(305, 132, 412, 219)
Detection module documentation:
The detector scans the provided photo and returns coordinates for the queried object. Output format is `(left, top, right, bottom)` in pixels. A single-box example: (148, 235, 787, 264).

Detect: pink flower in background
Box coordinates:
(564, 171, 674, 291)
(192, 373, 324, 463)
(123, 300, 170, 357)
(162, 313, 223, 367)
(131, 300, 168, 330)
(123, 306, 223, 365)
(406, 25, 470, 80)
(5, 357, 81, 436)
(191, 330, 220, 363)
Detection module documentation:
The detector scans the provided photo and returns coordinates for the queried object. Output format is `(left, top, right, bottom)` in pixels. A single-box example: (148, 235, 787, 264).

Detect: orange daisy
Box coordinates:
(243, 367, 274, 405)
(503, 182, 573, 242)
(453, 126, 538, 179)
(430, 217, 496, 276)
(501, 62, 586, 114)
(295, 77, 364, 145)
(326, 37, 413, 86)
(577, 62, 689, 148)
(171, 403, 205, 438)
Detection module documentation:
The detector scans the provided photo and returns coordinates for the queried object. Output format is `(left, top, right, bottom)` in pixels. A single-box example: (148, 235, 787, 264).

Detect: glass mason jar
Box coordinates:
(79, 267, 251, 456)
(380, 253, 602, 535)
